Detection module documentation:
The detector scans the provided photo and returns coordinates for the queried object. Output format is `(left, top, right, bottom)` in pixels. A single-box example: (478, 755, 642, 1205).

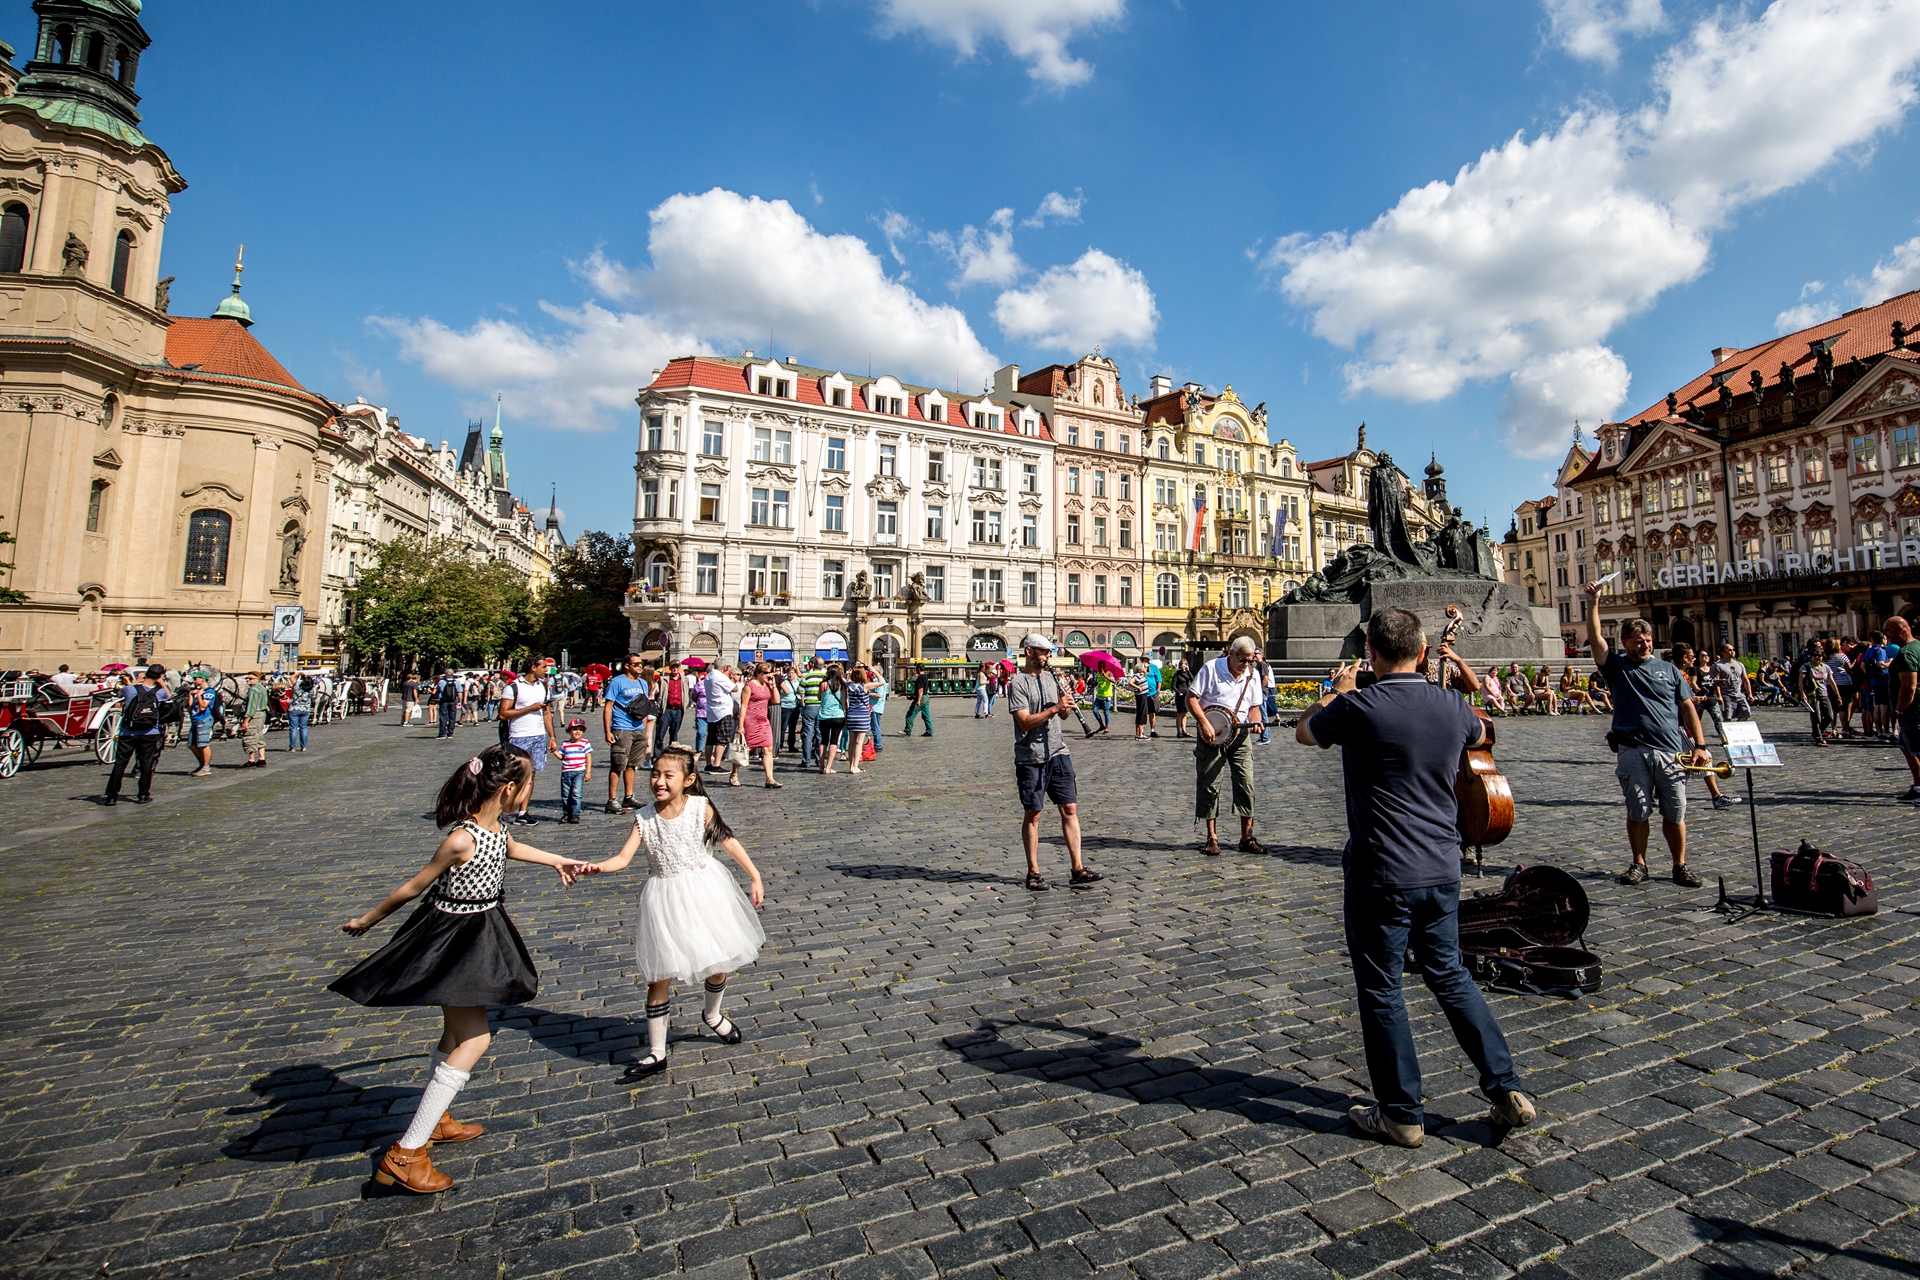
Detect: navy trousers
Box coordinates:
(1344, 879, 1523, 1127)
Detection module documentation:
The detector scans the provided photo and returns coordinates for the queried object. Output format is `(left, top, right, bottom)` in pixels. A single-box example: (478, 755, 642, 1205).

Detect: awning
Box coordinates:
(814, 630, 849, 662)
(739, 649, 796, 663)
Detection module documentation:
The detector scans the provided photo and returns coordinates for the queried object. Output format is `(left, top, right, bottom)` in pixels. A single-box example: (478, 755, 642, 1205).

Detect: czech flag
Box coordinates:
(1188, 491, 1207, 552)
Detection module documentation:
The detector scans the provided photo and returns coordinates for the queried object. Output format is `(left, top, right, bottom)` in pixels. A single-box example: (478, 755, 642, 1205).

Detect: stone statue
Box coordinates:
(278, 526, 304, 589)
(848, 569, 872, 604)
(1749, 369, 1765, 401)
(61, 233, 87, 275)
(903, 571, 930, 606)
(1357, 422, 1367, 451)
(154, 275, 173, 314)
(1894, 319, 1908, 350)
(1666, 392, 1679, 416)
(1366, 453, 1423, 566)
(1816, 345, 1835, 387)
(1779, 361, 1796, 393)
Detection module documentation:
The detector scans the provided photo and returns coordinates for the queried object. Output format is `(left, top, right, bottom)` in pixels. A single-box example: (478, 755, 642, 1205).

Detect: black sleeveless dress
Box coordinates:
(329, 820, 539, 1007)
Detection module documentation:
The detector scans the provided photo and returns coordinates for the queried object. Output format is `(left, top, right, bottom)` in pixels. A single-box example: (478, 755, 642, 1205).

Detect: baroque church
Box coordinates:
(0, 0, 333, 673)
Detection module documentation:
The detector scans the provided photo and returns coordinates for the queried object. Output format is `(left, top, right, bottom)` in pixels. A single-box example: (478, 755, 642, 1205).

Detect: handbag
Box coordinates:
(1771, 842, 1876, 917)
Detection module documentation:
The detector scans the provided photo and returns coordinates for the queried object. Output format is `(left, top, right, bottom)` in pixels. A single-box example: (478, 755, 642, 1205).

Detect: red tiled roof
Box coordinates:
(645, 355, 1052, 441)
(1626, 288, 1920, 425)
(164, 317, 309, 393)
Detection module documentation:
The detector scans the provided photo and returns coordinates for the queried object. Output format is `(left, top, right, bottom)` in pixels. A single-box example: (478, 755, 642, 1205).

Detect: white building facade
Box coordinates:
(625, 355, 1057, 672)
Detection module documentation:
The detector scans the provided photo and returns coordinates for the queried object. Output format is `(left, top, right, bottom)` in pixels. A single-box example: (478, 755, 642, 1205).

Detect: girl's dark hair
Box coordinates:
(436, 743, 533, 827)
(824, 663, 846, 695)
(651, 747, 737, 845)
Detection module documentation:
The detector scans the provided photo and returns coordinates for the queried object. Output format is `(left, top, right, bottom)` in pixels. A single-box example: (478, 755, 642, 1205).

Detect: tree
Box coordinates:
(344, 536, 540, 674)
(535, 530, 634, 665)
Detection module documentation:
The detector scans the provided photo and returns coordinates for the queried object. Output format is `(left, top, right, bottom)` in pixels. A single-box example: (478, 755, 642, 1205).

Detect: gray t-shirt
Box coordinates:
(1712, 660, 1747, 701)
(1008, 670, 1070, 763)
(1599, 652, 1693, 753)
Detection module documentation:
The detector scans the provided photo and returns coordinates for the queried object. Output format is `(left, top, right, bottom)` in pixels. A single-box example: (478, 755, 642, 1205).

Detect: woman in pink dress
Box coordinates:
(740, 662, 780, 788)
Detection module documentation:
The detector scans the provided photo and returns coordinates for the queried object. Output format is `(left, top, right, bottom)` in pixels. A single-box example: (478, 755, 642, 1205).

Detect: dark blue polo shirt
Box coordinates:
(1598, 652, 1692, 753)
(1307, 673, 1483, 891)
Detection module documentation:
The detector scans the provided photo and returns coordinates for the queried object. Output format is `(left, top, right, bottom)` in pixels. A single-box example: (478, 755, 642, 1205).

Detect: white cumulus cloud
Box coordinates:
(1545, 0, 1664, 67)
(1265, 0, 1920, 458)
(874, 0, 1124, 89)
(380, 189, 997, 428)
(993, 248, 1157, 352)
(931, 208, 1025, 288)
(1775, 234, 1920, 333)
(1025, 189, 1085, 227)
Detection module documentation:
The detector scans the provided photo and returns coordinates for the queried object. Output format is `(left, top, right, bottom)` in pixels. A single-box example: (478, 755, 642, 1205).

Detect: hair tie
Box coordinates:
(467, 757, 483, 775)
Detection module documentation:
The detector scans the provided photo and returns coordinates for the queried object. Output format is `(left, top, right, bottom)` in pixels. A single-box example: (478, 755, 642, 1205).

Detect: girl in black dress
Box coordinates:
(330, 744, 591, 1194)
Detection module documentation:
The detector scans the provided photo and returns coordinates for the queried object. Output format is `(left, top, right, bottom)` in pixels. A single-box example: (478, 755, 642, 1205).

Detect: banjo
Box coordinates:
(1201, 655, 1260, 740)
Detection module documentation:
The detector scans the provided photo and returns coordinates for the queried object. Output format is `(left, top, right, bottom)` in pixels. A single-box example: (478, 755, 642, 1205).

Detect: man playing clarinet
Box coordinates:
(1295, 607, 1534, 1148)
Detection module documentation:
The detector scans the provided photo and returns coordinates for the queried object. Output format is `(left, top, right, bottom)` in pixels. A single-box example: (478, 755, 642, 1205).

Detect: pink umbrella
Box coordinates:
(100, 662, 129, 672)
(1079, 650, 1126, 679)
(995, 659, 1017, 677)
(683, 656, 709, 670)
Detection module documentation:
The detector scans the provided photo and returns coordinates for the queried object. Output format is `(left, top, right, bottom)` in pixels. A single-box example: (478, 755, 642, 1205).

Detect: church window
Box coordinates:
(52, 25, 72, 64)
(184, 509, 232, 585)
(86, 480, 107, 532)
(84, 30, 106, 71)
(109, 231, 131, 294)
(0, 204, 29, 273)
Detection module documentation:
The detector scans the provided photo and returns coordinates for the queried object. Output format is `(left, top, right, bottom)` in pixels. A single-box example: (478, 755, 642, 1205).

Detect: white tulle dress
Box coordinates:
(633, 795, 764, 983)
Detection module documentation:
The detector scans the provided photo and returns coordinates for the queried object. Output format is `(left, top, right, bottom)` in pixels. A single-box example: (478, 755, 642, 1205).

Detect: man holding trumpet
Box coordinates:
(1584, 580, 1713, 888)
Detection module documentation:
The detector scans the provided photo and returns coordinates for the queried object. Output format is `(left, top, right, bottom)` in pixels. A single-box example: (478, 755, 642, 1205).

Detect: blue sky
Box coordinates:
(87, 0, 1920, 540)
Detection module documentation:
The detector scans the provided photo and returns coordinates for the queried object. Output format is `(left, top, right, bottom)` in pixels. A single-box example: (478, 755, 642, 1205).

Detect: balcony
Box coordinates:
(968, 598, 1007, 620)
(625, 587, 674, 614)
(745, 592, 793, 613)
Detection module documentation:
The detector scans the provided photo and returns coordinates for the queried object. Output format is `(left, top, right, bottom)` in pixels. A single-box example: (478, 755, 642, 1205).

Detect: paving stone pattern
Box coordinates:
(3, 704, 1920, 1279)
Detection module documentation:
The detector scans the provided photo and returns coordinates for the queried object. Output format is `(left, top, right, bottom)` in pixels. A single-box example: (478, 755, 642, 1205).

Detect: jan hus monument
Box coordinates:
(1267, 454, 1561, 663)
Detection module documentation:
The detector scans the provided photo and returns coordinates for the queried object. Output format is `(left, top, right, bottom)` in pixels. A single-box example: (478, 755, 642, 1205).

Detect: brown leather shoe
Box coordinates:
(432, 1113, 485, 1143)
(373, 1142, 452, 1193)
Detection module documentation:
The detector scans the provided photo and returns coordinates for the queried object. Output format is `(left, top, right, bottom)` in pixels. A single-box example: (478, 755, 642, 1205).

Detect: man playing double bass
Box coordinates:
(1186, 636, 1267, 856)
(1295, 607, 1534, 1148)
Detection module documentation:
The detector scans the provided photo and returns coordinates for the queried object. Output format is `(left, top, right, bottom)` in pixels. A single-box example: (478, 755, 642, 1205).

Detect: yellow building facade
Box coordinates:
(1139, 381, 1313, 661)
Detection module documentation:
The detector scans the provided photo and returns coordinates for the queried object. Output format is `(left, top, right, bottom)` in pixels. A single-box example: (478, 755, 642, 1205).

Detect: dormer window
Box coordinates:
(832, 388, 847, 407)
(973, 411, 1001, 431)
(928, 403, 944, 422)
(917, 390, 947, 423)
(755, 376, 792, 398)
(1020, 415, 1038, 437)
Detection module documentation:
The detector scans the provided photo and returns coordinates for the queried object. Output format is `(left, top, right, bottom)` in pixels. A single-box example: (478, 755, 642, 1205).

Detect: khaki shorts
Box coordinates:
(608, 728, 643, 772)
(1616, 746, 1686, 825)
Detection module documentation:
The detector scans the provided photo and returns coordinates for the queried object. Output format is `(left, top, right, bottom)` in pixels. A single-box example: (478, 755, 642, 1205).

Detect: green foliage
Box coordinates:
(0, 531, 24, 605)
(533, 530, 635, 666)
(344, 536, 539, 673)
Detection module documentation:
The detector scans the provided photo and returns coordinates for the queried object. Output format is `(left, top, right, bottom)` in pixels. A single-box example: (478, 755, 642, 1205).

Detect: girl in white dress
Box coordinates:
(586, 746, 765, 1078)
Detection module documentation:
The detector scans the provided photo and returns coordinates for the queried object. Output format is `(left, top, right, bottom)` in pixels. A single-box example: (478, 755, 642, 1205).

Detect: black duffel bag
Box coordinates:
(1771, 841, 1877, 917)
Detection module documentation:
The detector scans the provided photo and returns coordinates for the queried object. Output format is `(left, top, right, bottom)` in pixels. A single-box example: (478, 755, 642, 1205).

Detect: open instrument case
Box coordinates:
(1458, 864, 1603, 997)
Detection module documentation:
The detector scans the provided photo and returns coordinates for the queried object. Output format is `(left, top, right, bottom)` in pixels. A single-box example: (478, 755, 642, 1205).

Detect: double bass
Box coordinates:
(1440, 606, 1513, 873)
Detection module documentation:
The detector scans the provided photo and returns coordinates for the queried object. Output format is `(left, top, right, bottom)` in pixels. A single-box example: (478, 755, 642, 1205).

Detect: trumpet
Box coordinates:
(1675, 752, 1733, 778)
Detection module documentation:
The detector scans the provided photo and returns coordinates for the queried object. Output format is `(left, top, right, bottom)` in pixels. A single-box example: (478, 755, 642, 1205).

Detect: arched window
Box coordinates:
(110, 230, 133, 296)
(920, 631, 950, 658)
(52, 24, 73, 63)
(1226, 576, 1249, 608)
(1195, 574, 1210, 605)
(1262, 578, 1272, 605)
(84, 30, 105, 71)
(184, 509, 232, 585)
(1065, 630, 1091, 649)
(0, 204, 30, 273)
(1157, 436, 1170, 460)
(644, 550, 675, 590)
(1112, 630, 1138, 650)
(1155, 573, 1180, 609)
(85, 479, 108, 533)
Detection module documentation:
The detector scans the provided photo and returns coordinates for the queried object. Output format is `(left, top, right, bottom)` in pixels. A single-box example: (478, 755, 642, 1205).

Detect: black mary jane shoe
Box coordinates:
(623, 1055, 669, 1080)
(702, 1015, 744, 1045)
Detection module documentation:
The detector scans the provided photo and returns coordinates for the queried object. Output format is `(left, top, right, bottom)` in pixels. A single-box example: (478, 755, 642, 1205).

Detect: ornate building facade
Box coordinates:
(625, 355, 1055, 673)
(1139, 380, 1314, 660)
(0, 1, 336, 672)
(1571, 289, 1920, 655)
(1010, 353, 1147, 659)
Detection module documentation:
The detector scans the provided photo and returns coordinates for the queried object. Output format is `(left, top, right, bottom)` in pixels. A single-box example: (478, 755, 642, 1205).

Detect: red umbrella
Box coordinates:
(583, 663, 612, 680)
(683, 656, 709, 670)
(1079, 650, 1126, 679)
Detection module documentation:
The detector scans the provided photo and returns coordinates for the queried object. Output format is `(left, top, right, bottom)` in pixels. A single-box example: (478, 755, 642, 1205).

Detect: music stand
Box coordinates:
(1714, 722, 1782, 923)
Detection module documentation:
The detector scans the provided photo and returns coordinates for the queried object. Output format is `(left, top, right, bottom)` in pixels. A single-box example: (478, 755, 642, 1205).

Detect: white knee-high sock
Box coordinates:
(703, 977, 730, 1033)
(399, 1063, 469, 1148)
(644, 1001, 670, 1062)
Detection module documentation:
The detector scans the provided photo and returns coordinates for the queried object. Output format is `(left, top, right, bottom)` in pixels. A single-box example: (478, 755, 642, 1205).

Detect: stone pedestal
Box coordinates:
(1267, 578, 1560, 665)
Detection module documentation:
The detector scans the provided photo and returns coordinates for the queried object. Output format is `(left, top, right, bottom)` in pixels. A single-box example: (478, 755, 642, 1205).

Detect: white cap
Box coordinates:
(1020, 633, 1054, 652)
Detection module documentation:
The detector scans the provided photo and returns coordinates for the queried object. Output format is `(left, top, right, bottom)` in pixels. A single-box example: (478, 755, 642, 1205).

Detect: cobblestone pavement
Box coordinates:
(4, 700, 1920, 1280)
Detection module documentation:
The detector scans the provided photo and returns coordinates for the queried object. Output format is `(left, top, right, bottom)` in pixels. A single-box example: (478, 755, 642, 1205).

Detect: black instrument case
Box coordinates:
(1458, 864, 1602, 996)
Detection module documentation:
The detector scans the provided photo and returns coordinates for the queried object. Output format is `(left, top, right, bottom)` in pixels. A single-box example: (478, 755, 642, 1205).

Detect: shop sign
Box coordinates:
(1654, 539, 1920, 589)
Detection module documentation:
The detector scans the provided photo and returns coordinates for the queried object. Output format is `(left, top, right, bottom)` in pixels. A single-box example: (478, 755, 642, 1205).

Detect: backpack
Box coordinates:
(1771, 842, 1877, 917)
(123, 685, 163, 734)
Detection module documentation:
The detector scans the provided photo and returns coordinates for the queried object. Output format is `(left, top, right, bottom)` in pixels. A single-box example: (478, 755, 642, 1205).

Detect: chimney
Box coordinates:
(992, 364, 1020, 397)
(1710, 346, 1744, 365)
(1150, 375, 1172, 397)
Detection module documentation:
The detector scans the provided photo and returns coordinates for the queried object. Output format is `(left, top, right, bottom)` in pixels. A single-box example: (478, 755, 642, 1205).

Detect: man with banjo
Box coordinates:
(1186, 635, 1268, 856)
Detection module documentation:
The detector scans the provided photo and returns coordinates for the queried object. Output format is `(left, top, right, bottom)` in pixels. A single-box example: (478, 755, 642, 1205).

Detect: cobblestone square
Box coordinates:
(3, 701, 1919, 1279)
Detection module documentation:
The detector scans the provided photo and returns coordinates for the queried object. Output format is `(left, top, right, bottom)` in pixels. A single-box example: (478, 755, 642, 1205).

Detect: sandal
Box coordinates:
(1238, 836, 1268, 855)
(765, 781, 785, 789)
(1025, 872, 1050, 891)
(1202, 840, 1221, 857)
(1069, 867, 1102, 885)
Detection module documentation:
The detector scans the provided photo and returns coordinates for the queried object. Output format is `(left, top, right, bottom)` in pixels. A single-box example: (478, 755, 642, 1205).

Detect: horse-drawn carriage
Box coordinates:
(0, 675, 125, 777)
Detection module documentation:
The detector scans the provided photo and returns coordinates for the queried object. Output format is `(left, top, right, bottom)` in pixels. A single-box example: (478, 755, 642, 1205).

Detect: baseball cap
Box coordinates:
(1020, 633, 1054, 652)
(565, 717, 586, 729)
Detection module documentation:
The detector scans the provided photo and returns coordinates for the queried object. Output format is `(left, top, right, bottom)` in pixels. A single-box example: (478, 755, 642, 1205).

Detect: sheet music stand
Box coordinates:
(1713, 722, 1781, 923)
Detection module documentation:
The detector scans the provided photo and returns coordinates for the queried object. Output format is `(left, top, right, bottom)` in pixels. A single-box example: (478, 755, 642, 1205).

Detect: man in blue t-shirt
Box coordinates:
(1584, 581, 1713, 887)
(1297, 607, 1532, 1149)
(602, 652, 650, 814)
(1143, 659, 1162, 738)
